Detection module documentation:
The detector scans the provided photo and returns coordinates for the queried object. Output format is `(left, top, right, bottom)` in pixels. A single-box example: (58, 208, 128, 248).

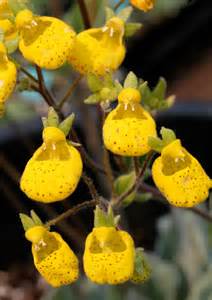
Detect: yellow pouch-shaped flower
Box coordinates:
(103, 88, 157, 156)
(25, 226, 79, 287)
(15, 9, 76, 69)
(152, 139, 211, 207)
(83, 226, 135, 284)
(0, 42, 17, 116)
(68, 17, 125, 76)
(130, 0, 155, 12)
(20, 126, 83, 203)
(0, 0, 13, 19)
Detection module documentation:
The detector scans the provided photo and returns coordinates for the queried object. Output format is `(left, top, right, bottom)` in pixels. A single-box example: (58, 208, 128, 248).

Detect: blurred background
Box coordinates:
(0, 0, 212, 299)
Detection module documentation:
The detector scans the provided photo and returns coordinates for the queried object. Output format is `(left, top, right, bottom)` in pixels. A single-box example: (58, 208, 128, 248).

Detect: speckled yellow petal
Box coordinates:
(152, 139, 211, 207)
(15, 9, 76, 69)
(20, 127, 83, 203)
(68, 17, 125, 76)
(83, 227, 135, 284)
(130, 0, 155, 12)
(103, 88, 157, 156)
(0, 43, 17, 116)
(26, 226, 79, 287)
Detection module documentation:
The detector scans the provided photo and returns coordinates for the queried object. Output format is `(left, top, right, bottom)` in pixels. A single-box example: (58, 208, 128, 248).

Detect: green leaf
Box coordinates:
(87, 74, 103, 92)
(47, 107, 59, 127)
(16, 78, 31, 92)
(135, 192, 152, 203)
(59, 113, 75, 136)
(160, 127, 176, 145)
(8, 0, 29, 14)
(152, 77, 167, 100)
(94, 205, 117, 227)
(117, 6, 133, 22)
(124, 71, 138, 89)
(84, 93, 100, 104)
(124, 22, 142, 38)
(148, 136, 164, 153)
(30, 210, 43, 226)
(19, 213, 35, 232)
(114, 171, 136, 206)
(105, 7, 115, 21)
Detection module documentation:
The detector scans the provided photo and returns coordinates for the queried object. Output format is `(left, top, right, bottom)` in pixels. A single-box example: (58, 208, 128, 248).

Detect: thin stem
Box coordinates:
(113, 151, 154, 207)
(140, 183, 212, 223)
(103, 147, 116, 196)
(58, 74, 83, 109)
(133, 157, 140, 176)
(77, 0, 91, 29)
(19, 66, 38, 83)
(82, 172, 99, 201)
(46, 199, 98, 227)
(114, 0, 125, 10)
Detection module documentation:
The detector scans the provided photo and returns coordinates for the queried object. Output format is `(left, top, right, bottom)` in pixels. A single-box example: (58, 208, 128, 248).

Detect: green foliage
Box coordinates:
(148, 127, 177, 153)
(94, 205, 120, 228)
(19, 210, 43, 231)
(114, 171, 136, 206)
(138, 77, 175, 112)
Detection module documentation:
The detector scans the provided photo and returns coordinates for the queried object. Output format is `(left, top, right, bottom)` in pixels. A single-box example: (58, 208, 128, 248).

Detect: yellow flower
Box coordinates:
(25, 225, 79, 287)
(0, 0, 13, 19)
(15, 9, 76, 69)
(103, 87, 157, 156)
(0, 19, 19, 53)
(83, 226, 135, 284)
(0, 42, 17, 116)
(68, 17, 125, 76)
(130, 0, 155, 12)
(20, 126, 83, 203)
(152, 139, 211, 207)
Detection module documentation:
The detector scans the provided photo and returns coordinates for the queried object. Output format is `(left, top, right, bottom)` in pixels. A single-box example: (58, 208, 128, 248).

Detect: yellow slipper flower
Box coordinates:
(103, 87, 157, 156)
(25, 225, 79, 287)
(0, 42, 17, 116)
(0, 0, 13, 19)
(130, 0, 155, 12)
(15, 9, 76, 69)
(20, 126, 83, 203)
(152, 138, 211, 207)
(83, 226, 135, 284)
(68, 17, 125, 76)
(0, 19, 19, 53)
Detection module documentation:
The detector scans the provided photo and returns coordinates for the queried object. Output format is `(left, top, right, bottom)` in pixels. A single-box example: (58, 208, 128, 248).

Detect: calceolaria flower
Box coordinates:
(68, 17, 125, 76)
(0, 19, 19, 53)
(20, 110, 83, 202)
(83, 206, 135, 284)
(130, 0, 155, 12)
(20, 212, 79, 287)
(15, 9, 76, 69)
(0, 42, 17, 116)
(103, 87, 157, 156)
(150, 128, 212, 207)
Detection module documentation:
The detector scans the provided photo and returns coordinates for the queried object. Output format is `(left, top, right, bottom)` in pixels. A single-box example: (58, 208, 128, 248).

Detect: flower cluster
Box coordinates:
(0, 0, 211, 290)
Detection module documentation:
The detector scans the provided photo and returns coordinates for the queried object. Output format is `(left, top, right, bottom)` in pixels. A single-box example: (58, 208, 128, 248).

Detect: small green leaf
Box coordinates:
(87, 74, 103, 92)
(30, 210, 43, 226)
(124, 22, 142, 38)
(152, 77, 167, 100)
(59, 113, 75, 136)
(160, 127, 176, 145)
(8, 0, 28, 14)
(94, 205, 117, 227)
(105, 7, 115, 21)
(84, 93, 100, 104)
(117, 6, 132, 22)
(148, 136, 164, 153)
(135, 192, 152, 203)
(124, 71, 138, 89)
(47, 107, 59, 127)
(19, 213, 34, 232)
